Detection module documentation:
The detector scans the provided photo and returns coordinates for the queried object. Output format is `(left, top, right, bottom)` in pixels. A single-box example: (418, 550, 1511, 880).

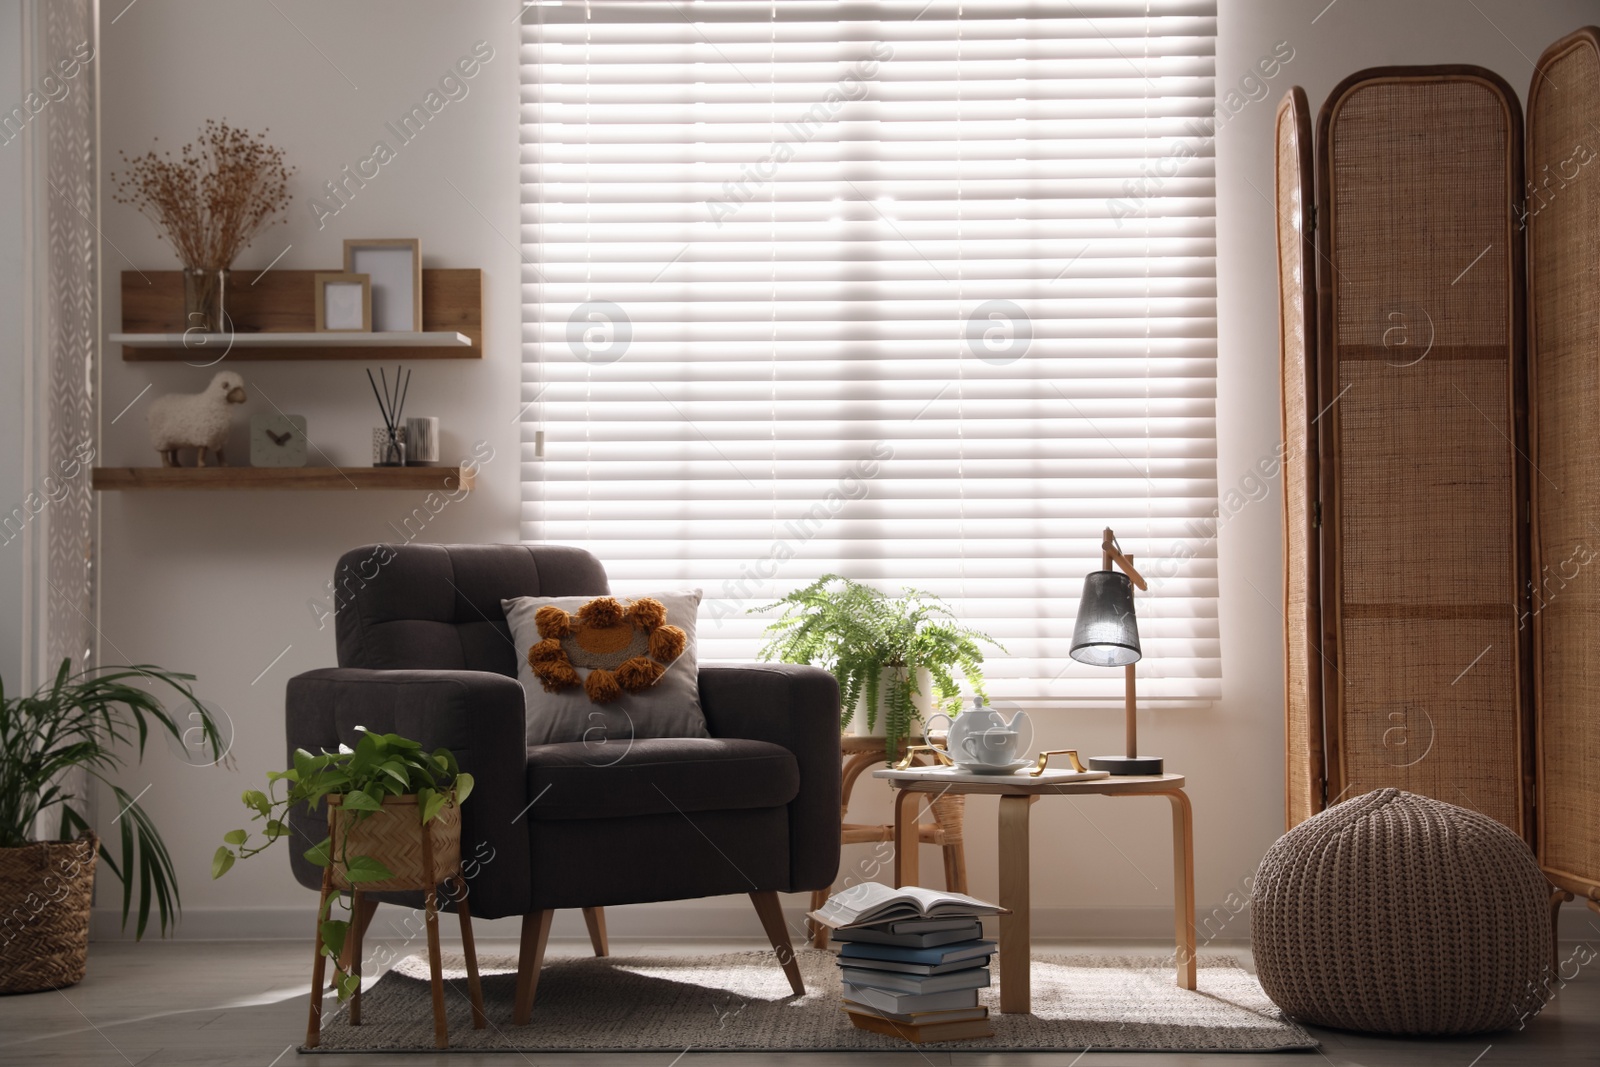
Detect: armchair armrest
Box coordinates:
(697, 663, 842, 893)
(284, 667, 531, 920)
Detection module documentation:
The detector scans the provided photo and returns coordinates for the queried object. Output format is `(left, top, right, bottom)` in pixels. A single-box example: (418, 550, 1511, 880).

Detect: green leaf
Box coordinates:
(265, 819, 286, 837)
(241, 789, 270, 815)
(453, 773, 474, 807)
(341, 855, 395, 883)
(211, 846, 235, 879)
(222, 829, 247, 846)
(320, 918, 348, 962)
(336, 972, 362, 1002)
(339, 790, 383, 812)
(377, 760, 410, 789)
(417, 787, 445, 825)
(303, 837, 332, 867)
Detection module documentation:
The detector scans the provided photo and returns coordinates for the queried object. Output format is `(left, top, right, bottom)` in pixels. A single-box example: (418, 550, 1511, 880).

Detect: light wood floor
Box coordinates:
(0, 938, 1594, 1066)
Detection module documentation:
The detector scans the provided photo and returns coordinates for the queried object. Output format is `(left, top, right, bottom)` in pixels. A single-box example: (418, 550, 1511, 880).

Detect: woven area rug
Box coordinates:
(304, 949, 1317, 1053)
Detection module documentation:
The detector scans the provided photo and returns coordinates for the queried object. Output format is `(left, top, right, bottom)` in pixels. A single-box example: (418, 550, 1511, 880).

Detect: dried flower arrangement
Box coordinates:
(112, 120, 293, 271)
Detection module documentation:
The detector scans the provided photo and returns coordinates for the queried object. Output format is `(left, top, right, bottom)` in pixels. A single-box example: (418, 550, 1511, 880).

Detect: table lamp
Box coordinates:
(1070, 527, 1163, 775)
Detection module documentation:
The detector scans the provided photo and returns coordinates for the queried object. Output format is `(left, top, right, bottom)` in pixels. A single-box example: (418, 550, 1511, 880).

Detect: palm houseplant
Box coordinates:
(215, 728, 473, 1005)
(753, 575, 1002, 754)
(0, 659, 225, 993)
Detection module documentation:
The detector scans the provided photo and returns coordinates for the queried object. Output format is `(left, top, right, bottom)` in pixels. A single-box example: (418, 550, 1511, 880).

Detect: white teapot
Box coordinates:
(929, 698, 1034, 773)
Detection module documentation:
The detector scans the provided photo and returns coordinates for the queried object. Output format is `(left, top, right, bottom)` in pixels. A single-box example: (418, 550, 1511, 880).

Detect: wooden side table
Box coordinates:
(807, 734, 969, 949)
(876, 768, 1195, 1014)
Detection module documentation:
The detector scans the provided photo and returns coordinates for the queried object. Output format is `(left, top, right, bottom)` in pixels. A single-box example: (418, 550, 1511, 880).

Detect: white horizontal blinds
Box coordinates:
(520, 0, 1219, 705)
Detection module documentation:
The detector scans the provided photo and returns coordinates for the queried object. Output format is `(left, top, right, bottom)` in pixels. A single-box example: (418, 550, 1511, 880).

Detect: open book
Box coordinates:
(808, 882, 1008, 930)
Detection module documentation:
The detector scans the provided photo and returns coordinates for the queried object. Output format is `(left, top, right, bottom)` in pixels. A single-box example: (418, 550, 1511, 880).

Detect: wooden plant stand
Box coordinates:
(304, 797, 486, 1050)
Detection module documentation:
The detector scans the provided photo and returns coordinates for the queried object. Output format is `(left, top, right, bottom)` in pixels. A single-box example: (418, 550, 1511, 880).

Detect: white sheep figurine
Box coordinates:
(147, 371, 248, 467)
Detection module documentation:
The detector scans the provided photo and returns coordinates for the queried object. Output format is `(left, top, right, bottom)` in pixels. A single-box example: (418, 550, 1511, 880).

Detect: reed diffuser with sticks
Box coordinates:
(112, 120, 293, 332)
(367, 366, 412, 467)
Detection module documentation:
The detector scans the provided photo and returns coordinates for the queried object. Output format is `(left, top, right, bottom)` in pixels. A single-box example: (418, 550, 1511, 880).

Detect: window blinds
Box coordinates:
(520, 0, 1219, 705)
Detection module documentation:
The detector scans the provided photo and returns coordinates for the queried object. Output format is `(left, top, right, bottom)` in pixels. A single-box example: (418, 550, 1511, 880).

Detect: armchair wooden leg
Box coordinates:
(582, 907, 609, 957)
(749, 891, 804, 996)
(334, 894, 379, 990)
(514, 909, 555, 1025)
(807, 888, 831, 950)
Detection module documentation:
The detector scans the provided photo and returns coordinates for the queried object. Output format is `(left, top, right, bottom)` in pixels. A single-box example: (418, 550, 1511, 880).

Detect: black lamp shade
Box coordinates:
(1070, 570, 1142, 667)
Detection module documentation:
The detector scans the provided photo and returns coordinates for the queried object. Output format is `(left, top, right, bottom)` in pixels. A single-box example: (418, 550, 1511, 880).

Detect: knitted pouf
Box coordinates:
(1251, 788, 1550, 1035)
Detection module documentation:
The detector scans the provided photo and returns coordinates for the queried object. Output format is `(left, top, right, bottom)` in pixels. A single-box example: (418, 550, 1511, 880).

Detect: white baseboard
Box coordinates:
(89, 899, 1600, 943)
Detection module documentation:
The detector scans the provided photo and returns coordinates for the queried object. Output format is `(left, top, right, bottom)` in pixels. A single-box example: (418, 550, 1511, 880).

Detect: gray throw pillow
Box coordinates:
(502, 589, 709, 748)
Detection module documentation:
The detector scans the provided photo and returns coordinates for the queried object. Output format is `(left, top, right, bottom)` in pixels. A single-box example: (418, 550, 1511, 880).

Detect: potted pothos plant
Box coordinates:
(752, 575, 1002, 753)
(0, 659, 225, 993)
(214, 728, 473, 1001)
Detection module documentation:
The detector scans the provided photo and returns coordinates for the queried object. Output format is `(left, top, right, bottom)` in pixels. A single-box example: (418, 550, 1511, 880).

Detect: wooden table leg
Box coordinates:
(997, 794, 1034, 1014)
(1167, 788, 1197, 990)
(457, 893, 487, 1030)
(304, 871, 334, 1049)
(348, 890, 365, 1025)
(423, 884, 448, 1048)
(892, 787, 921, 888)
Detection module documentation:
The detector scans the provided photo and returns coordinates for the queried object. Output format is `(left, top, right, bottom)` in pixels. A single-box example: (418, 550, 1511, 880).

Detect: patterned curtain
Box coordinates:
(34, 0, 98, 685)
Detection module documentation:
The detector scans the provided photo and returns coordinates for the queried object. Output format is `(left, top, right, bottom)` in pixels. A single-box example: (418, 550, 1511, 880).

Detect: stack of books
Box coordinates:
(809, 882, 1006, 1043)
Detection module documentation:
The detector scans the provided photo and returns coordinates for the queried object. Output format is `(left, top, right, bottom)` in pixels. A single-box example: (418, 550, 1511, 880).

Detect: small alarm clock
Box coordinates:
(249, 413, 308, 468)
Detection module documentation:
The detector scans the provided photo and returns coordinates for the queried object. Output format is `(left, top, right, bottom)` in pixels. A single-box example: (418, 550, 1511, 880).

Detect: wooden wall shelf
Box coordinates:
(118, 269, 482, 361)
(112, 331, 471, 350)
(91, 466, 476, 491)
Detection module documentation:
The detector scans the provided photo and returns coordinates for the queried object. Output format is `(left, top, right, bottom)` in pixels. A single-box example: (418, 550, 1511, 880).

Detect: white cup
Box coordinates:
(957, 728, 1022, 768)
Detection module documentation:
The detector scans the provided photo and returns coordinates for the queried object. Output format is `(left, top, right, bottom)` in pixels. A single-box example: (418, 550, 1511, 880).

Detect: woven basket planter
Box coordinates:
(0, 835, 98, 994)
(1252, 790, 1550, 1035)
(326, 795, 461, 892)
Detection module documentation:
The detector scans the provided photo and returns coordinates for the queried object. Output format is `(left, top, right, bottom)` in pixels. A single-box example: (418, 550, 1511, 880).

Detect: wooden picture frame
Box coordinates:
(344, 238, 423, 332)
(314, 272, 371, 332)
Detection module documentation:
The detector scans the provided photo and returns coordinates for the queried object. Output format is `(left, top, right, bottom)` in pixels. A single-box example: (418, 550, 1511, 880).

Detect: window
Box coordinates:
(520, 0, 1219, 705)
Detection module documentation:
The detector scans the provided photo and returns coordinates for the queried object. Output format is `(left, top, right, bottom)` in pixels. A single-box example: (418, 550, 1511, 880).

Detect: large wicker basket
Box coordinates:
(0, 835, 98, 994)
(326, 795, 460, 892)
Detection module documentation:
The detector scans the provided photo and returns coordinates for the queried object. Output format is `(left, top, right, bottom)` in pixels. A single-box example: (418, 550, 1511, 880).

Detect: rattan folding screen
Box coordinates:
(1277, 30, 1600, 910)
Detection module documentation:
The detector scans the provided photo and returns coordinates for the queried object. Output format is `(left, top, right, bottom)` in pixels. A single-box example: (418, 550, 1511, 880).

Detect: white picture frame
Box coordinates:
(344, 238, 422, 332)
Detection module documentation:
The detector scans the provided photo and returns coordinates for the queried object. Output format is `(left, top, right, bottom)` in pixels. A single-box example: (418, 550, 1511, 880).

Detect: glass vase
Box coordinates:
(183, 268, 229, 333)
(374, 427, 406, 467)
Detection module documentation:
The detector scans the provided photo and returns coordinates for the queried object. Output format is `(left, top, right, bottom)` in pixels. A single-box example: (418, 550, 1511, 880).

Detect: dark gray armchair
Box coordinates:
(285, 544, 841, 1022)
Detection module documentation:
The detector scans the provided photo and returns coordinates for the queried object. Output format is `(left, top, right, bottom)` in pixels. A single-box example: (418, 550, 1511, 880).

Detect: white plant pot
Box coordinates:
(849, 665, 933, 737)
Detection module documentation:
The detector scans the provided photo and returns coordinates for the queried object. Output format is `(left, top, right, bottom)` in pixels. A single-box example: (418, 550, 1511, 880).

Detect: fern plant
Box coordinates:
(0, 659, 225, 939)
(751, 576, 1002, 753)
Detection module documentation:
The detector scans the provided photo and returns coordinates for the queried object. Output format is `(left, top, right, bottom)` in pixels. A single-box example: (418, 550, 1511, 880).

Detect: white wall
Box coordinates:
(91, 0, 1600, 942)
(93, 0, 525, 938)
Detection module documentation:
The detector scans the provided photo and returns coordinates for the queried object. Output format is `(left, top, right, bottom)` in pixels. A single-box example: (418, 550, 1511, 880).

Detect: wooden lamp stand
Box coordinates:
(1082, 527, 1164, 776)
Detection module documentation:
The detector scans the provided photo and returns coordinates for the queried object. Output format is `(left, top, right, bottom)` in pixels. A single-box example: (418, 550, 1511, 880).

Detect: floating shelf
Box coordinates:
(91, 466, 476, 491)
(112, 331, 471, 349)
(118, 269, 483, 361)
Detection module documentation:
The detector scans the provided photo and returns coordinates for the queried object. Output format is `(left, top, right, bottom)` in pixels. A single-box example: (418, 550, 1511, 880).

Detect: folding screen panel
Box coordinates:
(1275, 88, 1324, 829)
(1527, 29, 1600, 899)
(1315, 69, 1529, 835)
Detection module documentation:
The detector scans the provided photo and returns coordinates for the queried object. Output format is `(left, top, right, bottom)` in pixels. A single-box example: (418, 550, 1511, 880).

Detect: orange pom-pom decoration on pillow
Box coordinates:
(526, 595, 688, 704)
